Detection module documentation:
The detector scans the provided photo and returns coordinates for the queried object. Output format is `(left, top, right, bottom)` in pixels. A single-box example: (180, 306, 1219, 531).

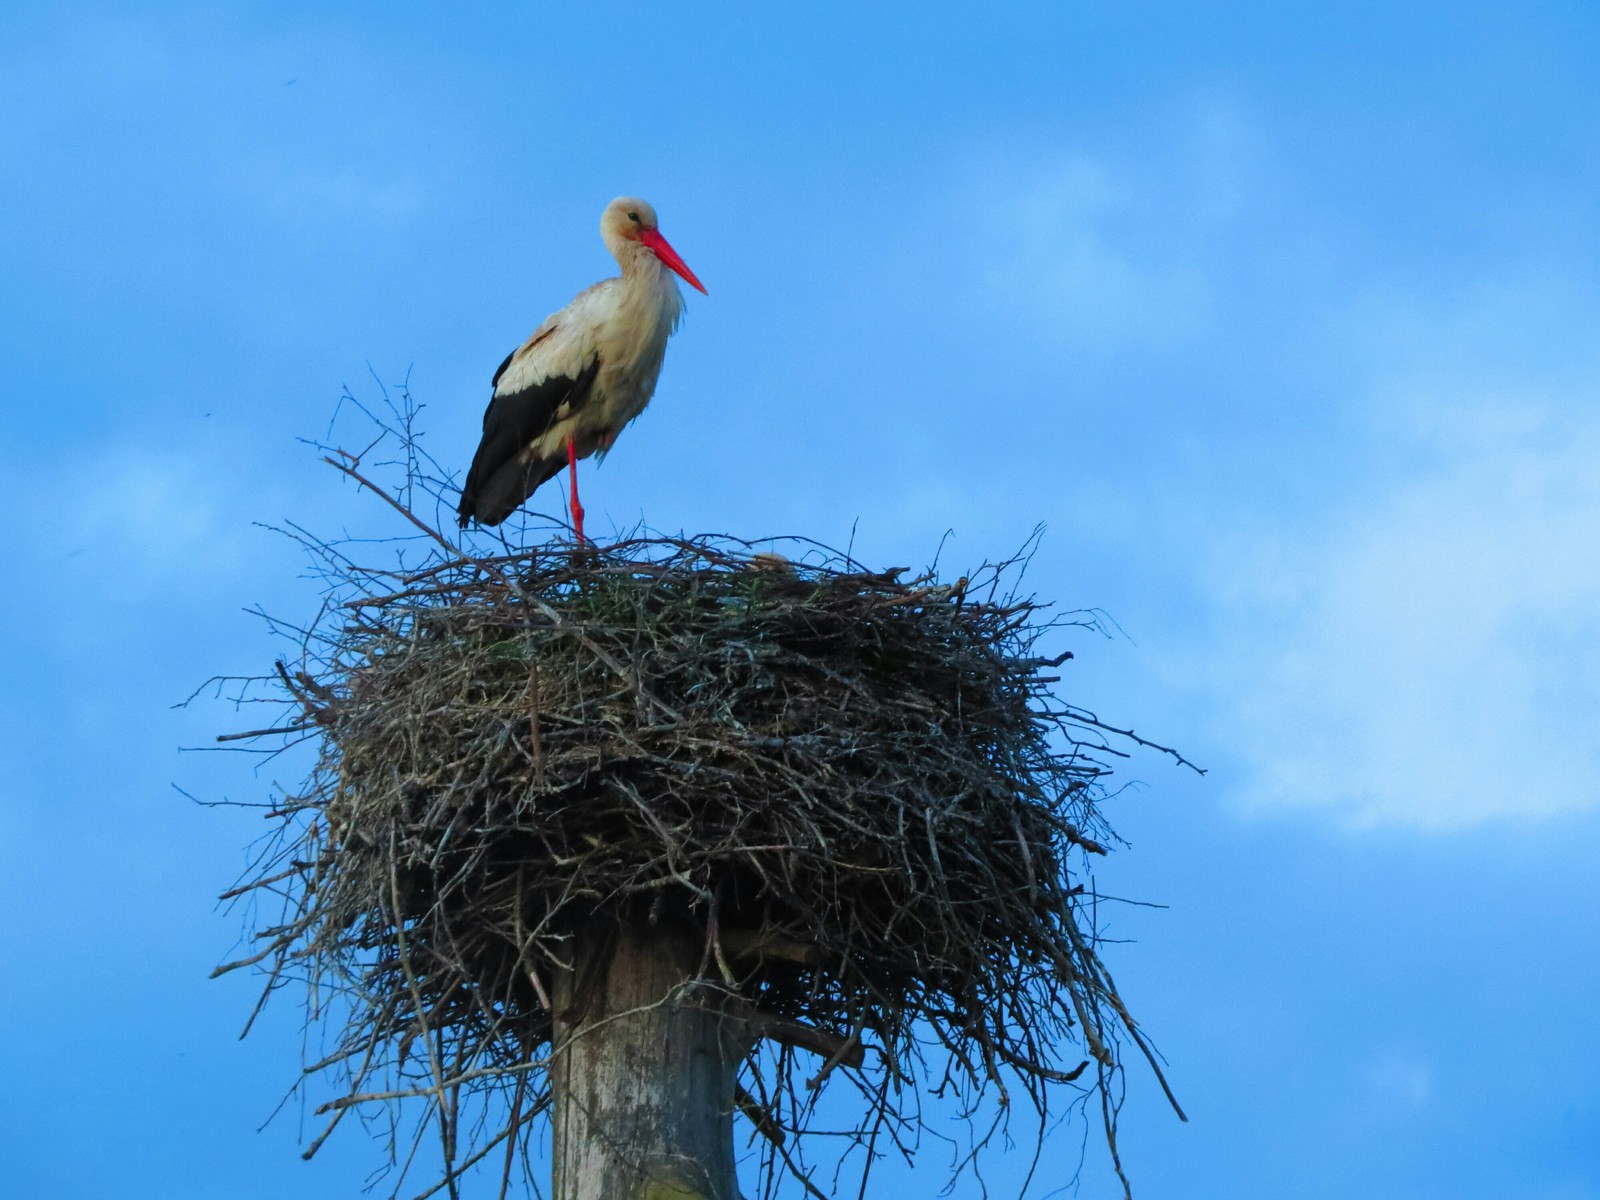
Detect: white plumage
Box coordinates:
(457, 196, 705, 533)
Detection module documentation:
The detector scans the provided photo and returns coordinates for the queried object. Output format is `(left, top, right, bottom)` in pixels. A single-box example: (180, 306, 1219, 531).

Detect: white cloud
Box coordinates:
(0, 438, 300, 609)
(954, 96, 1262, 353)
(964, 156, 1212, 351)
(238, 164, 425, 228)
(1205, 390, 1600, 830)
(1360, 1051, 1435, 1113)
(82, 457, 223, 546)
(944, 117, 1600, 833)
(956, 107, 1600, 833)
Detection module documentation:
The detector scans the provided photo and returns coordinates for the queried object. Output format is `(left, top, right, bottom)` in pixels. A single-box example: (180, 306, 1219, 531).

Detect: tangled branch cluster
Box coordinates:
(215, 416, 1188, 1199)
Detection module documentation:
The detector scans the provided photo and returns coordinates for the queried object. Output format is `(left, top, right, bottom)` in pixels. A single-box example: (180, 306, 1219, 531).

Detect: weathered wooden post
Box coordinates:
(550, 920, 740, 1200)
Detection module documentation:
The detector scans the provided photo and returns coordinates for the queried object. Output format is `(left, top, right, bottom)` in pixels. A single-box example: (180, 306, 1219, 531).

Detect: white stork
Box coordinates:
(457, 196, 707, 537)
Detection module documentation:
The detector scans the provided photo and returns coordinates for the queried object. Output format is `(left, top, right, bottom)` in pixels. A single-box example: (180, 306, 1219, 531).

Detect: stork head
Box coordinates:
(601, 196, 707, 295)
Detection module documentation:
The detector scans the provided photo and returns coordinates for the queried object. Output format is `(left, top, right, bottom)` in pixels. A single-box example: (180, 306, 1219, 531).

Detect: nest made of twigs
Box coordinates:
(213, 437, 1189, 1199)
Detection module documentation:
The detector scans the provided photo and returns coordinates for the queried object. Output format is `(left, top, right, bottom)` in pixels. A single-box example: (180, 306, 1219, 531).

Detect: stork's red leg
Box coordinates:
(566, 435, 586, 542)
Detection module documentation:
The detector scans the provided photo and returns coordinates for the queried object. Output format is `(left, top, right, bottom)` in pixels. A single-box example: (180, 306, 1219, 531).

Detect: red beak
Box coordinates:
(638, 228, 708, 295)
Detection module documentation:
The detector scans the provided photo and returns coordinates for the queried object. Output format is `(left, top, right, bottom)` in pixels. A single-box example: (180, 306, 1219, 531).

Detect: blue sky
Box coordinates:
(2, 2, 1598, 1196)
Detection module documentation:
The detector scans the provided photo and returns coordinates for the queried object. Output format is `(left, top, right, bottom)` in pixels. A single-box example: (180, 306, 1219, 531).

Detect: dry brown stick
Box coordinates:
(751, 1015, 865, 1070)
(735, 1081, 786, 1148)
(1057, 915, 1188, 1119)
(720, 928, 823, 966)
(706, 904, 738, 988)
(526, 967, 551, 1011)
(313, 1056, 555, 1113)
(387, 830, 456, 1190)
(1067, 708, 1207, 775)
(527, 660, 545, 789)
(1064, 823, 1109, 855)
(497, 1038, 532, 1200)
(218, 864, 303, 900)
(767, 1121, 831, 1200)
(210, 943, 283, 976)
(216, 722, 316, 742)
(273, 657, 335, 713)
(807, 1007, 870, 1093)
(302, 1001, 396, 1160)
(407, 1095, 552, 1200)
(969, 1009, 1011, 1108)
(323, 455, 465, 560)
(1081, 951, 1189, 1123)
(1010, 808, 1038, 898)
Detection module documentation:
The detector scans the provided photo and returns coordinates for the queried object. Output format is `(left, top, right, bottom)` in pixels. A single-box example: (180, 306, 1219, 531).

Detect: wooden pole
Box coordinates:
(551, 919, 742, 1200)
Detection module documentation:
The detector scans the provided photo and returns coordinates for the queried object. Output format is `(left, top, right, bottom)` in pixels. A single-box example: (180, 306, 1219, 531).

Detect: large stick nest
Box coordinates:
(213, 404, 1190, 1199)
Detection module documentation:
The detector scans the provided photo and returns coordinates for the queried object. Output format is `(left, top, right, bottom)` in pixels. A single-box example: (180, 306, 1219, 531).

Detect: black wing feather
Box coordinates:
(490, 348, 516, 389)
(457, 356, 600, 527)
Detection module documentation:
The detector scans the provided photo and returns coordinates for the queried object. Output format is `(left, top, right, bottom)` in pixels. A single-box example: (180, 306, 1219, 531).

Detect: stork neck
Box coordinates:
(614, 245, 683, 328)
(617, 241, 665, 284)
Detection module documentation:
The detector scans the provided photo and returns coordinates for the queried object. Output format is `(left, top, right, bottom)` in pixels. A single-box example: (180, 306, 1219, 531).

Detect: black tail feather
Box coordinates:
(457, 453, 566, 528)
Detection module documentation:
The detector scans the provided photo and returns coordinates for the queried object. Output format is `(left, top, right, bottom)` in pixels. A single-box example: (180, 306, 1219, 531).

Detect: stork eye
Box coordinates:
(627, 211, 640, 223)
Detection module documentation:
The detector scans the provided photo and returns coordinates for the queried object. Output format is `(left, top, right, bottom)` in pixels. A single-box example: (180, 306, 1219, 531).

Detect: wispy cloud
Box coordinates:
(75, 456, 237, 567)
(963, 156, 1212, 352)
(232, 162, 426, 229)
(953, 96, 1265, 354)
(951, 113, 1600, 831)
(1360, 1050, 1435, 1113)
(0, 437, 295, 609)
(1200, 309, 1600, 830)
